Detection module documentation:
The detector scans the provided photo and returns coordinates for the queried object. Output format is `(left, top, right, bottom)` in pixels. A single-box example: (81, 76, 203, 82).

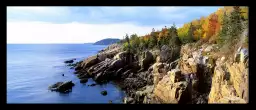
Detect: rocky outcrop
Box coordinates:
(71, 41, 248, 104)
(153, 70, 190, 103)
(208, 57, 248, 103)
(152, 63, 170, 86)
(49, 81, 75, 93)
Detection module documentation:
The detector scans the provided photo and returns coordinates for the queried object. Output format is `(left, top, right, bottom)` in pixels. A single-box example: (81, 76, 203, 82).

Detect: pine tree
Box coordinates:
(149, 28, 158, 48)
(218, 11, 230, 45)
(185, 23, 194, 43)
(230, 6, 243, 39)
(125, 34, 131, 53)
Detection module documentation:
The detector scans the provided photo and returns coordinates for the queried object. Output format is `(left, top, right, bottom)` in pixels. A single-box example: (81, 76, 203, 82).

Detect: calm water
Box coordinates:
(7, 44, 125, 103)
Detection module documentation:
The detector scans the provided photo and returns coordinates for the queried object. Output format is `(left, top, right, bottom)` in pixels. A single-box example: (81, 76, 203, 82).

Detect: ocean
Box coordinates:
(7, 44, 125, 103)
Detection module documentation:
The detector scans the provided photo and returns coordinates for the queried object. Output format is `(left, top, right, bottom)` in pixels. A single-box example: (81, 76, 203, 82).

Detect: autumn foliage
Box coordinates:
(121, 6, 248, 53)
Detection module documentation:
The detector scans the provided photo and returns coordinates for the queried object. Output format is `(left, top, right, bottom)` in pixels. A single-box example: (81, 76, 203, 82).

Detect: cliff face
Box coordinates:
(74, 42, 248, 104)
(208, 60, 248, 103)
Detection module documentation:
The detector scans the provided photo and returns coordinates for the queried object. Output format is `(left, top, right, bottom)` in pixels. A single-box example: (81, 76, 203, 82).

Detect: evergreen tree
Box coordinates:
(218, 11, 230, 45)
(169, 23, 181, 47)
(149, 28, 158, 48)
(125, 34, 130, 44)
(230, 6, 243, 39)
(124, 34, 131, 53)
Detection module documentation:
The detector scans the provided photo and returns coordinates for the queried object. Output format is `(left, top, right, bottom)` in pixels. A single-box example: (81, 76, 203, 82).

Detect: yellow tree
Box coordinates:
(202, 16, 210, 41)
(193, 28, 203, 41)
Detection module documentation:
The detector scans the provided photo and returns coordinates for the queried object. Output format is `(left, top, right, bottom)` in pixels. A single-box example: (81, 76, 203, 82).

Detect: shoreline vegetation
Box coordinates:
(49, 6, 248, 104)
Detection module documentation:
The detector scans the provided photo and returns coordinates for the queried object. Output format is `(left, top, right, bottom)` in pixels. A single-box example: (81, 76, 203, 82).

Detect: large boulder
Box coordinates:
(153, 74, 190, 103)
(158, 45, 172, 63)
(141, 51, 154, 70)
(49, 81, 75, 93)
(108, 59, 124, 71)
(150, 49, 160, 60)
(114, 51, 128, 60)
(76, 55, 99, 70)
(152, 63, 170, 86)
(114, 51, 134, 64)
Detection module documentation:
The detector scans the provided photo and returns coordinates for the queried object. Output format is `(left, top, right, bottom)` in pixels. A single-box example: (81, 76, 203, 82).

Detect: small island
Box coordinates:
(93, 38, 120, 45)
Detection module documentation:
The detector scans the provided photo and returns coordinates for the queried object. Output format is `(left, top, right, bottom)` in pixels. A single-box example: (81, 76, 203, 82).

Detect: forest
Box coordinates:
(120, 6, 248, 55)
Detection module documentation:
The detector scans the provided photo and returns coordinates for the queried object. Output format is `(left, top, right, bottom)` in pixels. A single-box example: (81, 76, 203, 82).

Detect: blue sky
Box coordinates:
(7, 6, 221, 43)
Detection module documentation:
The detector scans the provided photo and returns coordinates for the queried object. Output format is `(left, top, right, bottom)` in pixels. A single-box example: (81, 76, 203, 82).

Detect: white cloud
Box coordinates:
(7, 6, 70, 16)
(158, 7, 184, 13)
(7, 21, 171, 44)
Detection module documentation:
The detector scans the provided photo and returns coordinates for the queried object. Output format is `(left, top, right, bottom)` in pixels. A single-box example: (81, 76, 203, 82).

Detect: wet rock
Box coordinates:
(78, 73, 89, 79)
(48, 82, 63, 90)
(101, 90, 107, 96)
(80, 78, 88, 83)
(64, 59, 74, 63)
(49, 81, 75, 93)
(75, 66, 83, 71)
(88, 83, 97, 87)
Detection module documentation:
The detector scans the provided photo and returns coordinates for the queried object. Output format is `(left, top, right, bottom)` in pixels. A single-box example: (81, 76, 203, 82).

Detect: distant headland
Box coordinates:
(93, 38, 120, 45)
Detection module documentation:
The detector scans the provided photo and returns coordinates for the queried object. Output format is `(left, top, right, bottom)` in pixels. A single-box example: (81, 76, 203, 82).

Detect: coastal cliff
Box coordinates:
(72, 39, 248, 104)
(55, 6, 248, 104)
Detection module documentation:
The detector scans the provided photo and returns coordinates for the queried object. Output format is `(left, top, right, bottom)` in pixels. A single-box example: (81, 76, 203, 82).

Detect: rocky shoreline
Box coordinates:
(49, 42, 248, 104)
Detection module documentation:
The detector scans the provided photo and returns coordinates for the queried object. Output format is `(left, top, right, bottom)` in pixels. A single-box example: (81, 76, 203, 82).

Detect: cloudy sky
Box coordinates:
(7, 6, 221, 44)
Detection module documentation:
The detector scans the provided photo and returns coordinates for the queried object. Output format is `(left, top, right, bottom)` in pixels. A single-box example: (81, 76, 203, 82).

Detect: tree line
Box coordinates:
(119, 6, 248, 54)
